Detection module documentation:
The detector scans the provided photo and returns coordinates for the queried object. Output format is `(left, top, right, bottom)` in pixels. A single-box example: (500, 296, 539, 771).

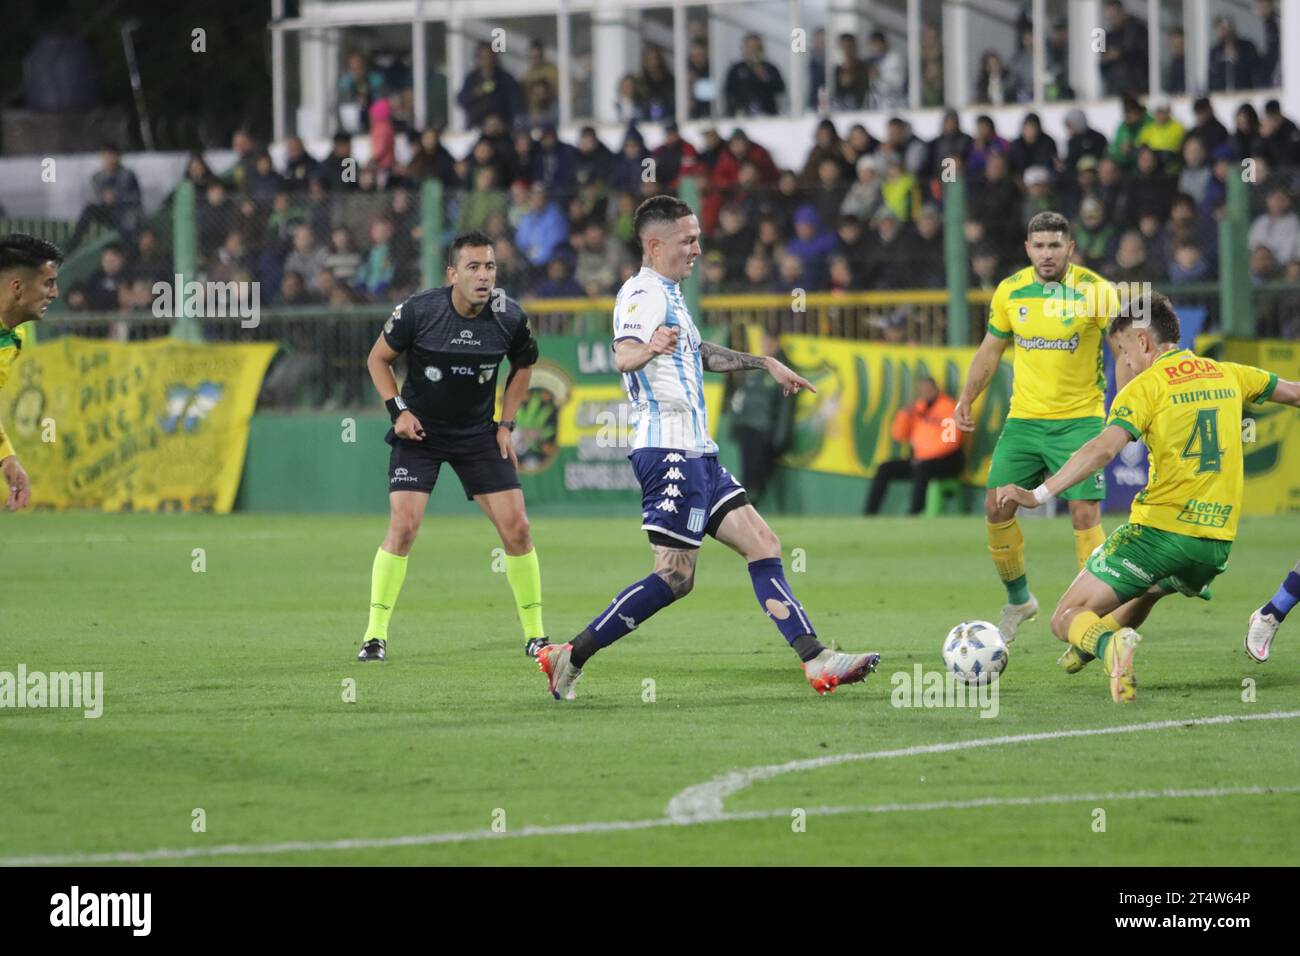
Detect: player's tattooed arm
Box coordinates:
(651, 545, 698, 599)
(698, 341, 768, 372)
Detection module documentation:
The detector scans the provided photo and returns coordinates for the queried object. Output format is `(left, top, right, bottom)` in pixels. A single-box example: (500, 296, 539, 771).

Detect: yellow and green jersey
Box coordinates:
(1107, 348, 1278, 542)
(987, 263, 1120, 420)
(0, 322, 30, 461)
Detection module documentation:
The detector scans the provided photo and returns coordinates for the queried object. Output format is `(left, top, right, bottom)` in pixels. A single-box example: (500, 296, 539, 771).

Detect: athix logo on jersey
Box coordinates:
(450, 329, 481, 346)
(655, 499, 679, 513)
(662, 453, 685, 463)
(687, 507, 706, 534)
(663, 484, 682, 497)
(663, 467, 685, 481)
(394, 468, 409, 476)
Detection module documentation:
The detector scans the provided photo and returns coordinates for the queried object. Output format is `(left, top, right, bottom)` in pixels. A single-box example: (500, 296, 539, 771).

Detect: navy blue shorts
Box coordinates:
(630, 449, 749, 548)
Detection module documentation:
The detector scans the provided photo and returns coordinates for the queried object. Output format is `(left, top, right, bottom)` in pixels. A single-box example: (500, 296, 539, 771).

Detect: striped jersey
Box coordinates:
(612, 266, 717, 455)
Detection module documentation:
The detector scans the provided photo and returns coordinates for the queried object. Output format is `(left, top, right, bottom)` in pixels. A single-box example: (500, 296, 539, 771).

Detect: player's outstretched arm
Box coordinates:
(954, 332, 1011, 432)
(996, 424, 1129, 509)
(1266, 378, 1300, 407)
(698, 342, 816, 395)
(613, 328, 677, 373)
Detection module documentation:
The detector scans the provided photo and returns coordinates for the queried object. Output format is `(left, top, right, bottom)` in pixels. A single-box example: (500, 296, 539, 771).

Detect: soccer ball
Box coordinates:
(942, 621, 1009, 685)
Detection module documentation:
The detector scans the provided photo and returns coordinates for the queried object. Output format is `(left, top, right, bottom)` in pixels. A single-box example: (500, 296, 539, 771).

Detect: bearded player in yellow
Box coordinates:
(955, 212, 1123, 664)
(996, 294, 1300, 701)
(0, 235, 63, 511)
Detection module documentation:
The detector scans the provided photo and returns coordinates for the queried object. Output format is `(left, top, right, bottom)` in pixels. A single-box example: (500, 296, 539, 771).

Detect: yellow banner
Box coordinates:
(760, 334, 1008, 481)
(2, 337, 276, 513)
(1197, 336, 1300, 516)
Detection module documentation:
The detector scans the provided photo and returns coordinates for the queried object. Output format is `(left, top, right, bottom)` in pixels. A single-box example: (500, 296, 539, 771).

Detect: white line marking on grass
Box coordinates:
(2, 785, 1295, 866)
(3, 710, 1297, 865)
(665, 709, 1300, 822)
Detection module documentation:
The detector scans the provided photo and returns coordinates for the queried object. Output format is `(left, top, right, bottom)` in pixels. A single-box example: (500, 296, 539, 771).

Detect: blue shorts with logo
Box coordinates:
(630, 449, 749, 548)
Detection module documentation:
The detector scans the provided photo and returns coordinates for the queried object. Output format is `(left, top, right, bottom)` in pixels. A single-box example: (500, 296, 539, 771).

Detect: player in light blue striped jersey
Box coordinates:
(538, 195, 882, 700)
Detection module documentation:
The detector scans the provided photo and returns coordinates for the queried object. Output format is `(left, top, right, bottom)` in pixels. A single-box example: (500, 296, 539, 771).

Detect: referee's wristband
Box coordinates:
(385, 396, 408, 422)
(1032, 483, 1052, 505)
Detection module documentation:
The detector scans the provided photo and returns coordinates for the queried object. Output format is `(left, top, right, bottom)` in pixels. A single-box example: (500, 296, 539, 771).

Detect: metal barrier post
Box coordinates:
(943, 176, 970, 346)
(680, 176, 702, 323)
(171, 180, 202, 341)
(1219, 171, 1253, 337)
(421, 180, 443, 290)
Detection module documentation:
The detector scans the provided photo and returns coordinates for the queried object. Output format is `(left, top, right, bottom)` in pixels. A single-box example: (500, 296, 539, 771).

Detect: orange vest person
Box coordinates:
(865, 377, 964, 515)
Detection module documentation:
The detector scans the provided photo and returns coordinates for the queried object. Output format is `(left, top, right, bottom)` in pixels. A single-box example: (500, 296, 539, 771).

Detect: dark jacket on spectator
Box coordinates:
(1209, 37, 1260, 92)
(724, 59, 786, 116)
(1065, 128, 1108, 171)
(1007, 132, 1059, 175)
(457, 67, 523, 127)
(406, 143, 458, 187)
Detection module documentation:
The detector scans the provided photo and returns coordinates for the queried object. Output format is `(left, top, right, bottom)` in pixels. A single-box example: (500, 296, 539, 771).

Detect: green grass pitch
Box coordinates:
(3, 511, 1298, 866)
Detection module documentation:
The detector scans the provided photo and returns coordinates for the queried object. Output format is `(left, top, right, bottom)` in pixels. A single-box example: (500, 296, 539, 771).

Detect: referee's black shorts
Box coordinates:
(385, 427, 520, 499)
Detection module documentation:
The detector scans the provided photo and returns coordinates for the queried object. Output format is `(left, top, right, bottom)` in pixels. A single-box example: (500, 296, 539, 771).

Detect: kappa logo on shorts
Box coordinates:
(687, 507, 706, 534)
(655, 499, 679, 513)
(662, 453, 685, 463)
(663, 467, 685, 481)
(663, 484, 683, 498)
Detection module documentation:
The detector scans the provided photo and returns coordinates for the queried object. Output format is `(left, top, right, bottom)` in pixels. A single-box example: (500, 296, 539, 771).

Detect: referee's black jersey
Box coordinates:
(382, 286, 538, 437)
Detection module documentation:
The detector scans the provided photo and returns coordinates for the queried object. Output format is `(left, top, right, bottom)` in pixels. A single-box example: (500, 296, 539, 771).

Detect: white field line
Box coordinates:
(2, 785, 1295, 867)
(666, 709, 1300, 821)
(3, 710, 1297, 866)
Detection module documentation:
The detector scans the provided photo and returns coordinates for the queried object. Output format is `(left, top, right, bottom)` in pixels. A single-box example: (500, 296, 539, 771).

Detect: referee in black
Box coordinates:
(357, 231, 549, 661)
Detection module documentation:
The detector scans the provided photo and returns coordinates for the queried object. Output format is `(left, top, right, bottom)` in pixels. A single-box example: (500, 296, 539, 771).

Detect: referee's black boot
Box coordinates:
(357, 638, 387, 662)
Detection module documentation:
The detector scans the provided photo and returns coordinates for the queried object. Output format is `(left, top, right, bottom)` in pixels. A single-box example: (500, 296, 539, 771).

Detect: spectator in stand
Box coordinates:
(1020, 166, 1056, 229)
(67, 144, 143, 251)
(1188, 97, 1229, 153)
(832, 33, 869, 110)
(1007, 27, 1036, 102)
(864, 208, 911, 289)
(575, 126, 614, 187)
(775, 252, 805, 292)
(845, 124, 878, 164)
(906, 205, 946, 288)
(182, 150, 219, 191)
(196, 180, 232, 259)
(1111, 229, 1166, 284)
(275, 270, 314, 306)
(1257, 0, 1280, 88)
(703, 128, 778, 232)
(687, 39, 714, 119)
(1100, 0, 1149, 95)
(406, 128, 458, 187)
(970, 151, 1020, 259)
(531, 256, 584, 298)
(928, 109, 972, 182)
(1248, 184, 1300, 269)
(1136, 101, 1185, 169)
(1109, 96, 1151, 172)
(1007, 112, 1059, 175)
(974, 51, 1017, 106)
(353, 217, 396, 300)
(210, 230, 251, 285)
(1169, 240, 1211, 283)
(318, 132, 358, 190)
(1209, 14, 1261, 92)
(828, 253, 856, 294)
(282, 137, 319, 191)
(880, 154, 921, 222)
(614, 73, 646, 122)
(67, 244, 131, 311)
(313, 268, 355, 308)
(337, 52, 383, 133)
(863, 376, 961, 516)
(970, 241, 1002, 290)
(841, 155, 884, 223)
(1260, 100, 1300, 167)
(324, 227, 362, 286)
(492, 238, 532, 297)
(724, 33, 786, 116)
(246, 151, 281, 203)
(786, 206, 836, 288)
(1130, 146, 1177, 224)
(714, 204, 755, 279)
(651, 122, 699, 189)
(802, 120, 852, 184)
(226, 129, 260, 193)
(1096, 156, 1137, 231)
(1063, 155, 1101, 221)
(807, 28, 826, 110)
(574, 220, 624, 296)
(522, 77, 558, 130)
(521, 40, 559, 119)
(1073, 198, 1119, 270)
(1179, 137, 1212, 206)
(516, 183, 569, 267)
(369, 98, 396, 173)
(1045, 18, 1073, 100)
(1250, 245, 1281, 285)
(1232, 103, 1265, 160)
(753, 215, 785, 262)
(1200, 145, 1233, 219)
(608, 128, 649, 195)
(639, 45, 675, 122)
(743, 253, 776, 292)
(882, 117, 928, 176)
(966, 115, 1009, 178)
(458, 42, 522, 129)
(458, 166, 509, 234)
(865, 31, 906, 109)
(284, 224, 328, 283)
(1063, 109, 1108, 173)
(811, 158, 850, 229)
(700, 251, 729, 293)
(532, 124, 579, 193)
(1165, 27, 1187, 94)
(920, 22, 945, 107)
(132, 228, 170, 287)
(834, 214, 872, 286)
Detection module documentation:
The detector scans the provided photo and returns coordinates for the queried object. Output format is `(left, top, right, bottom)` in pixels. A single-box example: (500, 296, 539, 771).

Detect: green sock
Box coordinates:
(365, 548, 408, 641)
(1004, 574, 1030, 606)
(504, 548, 545, 640)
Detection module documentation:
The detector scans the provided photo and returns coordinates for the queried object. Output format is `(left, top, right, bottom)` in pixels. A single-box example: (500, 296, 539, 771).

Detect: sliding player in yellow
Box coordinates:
(954, 212, 1122, 667)
(0, 235, 63, 512)
(996, 294, 1300, 701)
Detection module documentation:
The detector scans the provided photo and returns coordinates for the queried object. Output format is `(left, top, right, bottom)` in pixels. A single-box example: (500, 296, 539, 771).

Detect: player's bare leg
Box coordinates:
(714, 504, 880, 694)
(985, 489, 1039, 643)
(1051, 571, 1149, 702)
(476, 488, 549, 657)
(361, 491, 429, 661)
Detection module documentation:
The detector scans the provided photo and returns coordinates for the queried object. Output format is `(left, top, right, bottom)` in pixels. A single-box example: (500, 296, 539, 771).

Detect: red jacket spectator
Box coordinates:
(704, 132, 778, 232)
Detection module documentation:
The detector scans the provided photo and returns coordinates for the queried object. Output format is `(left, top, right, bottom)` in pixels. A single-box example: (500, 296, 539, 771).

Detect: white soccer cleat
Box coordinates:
(802, 648, 881, 696)
(538, 642, 583, 700)
(1244, 609, 1281, 664)
(997, 593, 1039, 645)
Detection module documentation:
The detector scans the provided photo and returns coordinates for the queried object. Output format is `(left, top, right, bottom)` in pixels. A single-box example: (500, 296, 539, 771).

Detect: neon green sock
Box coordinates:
(504, 548, 545, 640)
(365, 548, 408, 641)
